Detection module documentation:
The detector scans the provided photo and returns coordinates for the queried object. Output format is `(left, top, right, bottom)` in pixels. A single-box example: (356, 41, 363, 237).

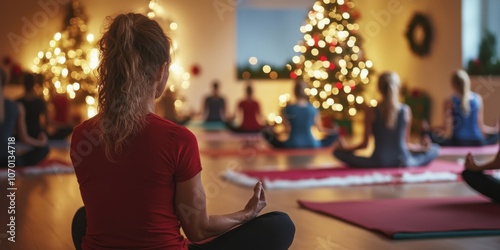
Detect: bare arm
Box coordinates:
(16, 104, 47, 147)
(175, 174, 266, 242)
(405, 106, 428, 152)
(340, 106, 373, 151)
(476, 95, 498, 134)
(435, 99, 453, 134)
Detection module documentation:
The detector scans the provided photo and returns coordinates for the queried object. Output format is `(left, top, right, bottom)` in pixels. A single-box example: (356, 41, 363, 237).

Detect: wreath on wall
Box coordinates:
(405, 13, 433, 57)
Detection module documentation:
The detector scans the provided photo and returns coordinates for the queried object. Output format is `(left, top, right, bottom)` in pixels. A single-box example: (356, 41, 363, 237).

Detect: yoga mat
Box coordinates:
(0, 158, 74, 178)
(195, 131, 262, 141)
(439, 144, 498, 156)
(298, 196, 500, 239)
(223, 160, 464, 189)
(201, 146, 332, 157)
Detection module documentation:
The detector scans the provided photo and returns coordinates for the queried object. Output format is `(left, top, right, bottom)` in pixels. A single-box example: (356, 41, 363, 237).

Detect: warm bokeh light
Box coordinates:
(291, 0, 373, 120)
(249, 56, 258, 65)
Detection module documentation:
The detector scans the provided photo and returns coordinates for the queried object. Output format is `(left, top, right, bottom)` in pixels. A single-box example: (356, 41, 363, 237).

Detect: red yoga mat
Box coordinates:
(439, 144, 498, 156)
(223, 160, 464, 189)
(298, 196, 500, 239)
(200, 146, 332, 157)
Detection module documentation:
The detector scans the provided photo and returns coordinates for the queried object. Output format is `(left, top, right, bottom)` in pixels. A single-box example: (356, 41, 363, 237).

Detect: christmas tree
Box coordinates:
(293, 0, 374, 120)
(32, 0, 99, 118)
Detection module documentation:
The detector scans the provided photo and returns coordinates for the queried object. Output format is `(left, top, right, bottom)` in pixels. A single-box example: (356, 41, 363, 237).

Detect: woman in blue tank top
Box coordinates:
(262, 80, 338, 149)
(429, 70, 499, 146)
(333, 72, 439, 168)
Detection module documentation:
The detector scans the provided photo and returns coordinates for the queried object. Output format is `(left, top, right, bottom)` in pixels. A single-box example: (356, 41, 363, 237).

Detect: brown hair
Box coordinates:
(451, 69, 471, 116)
(97, 13, 171, 160)
(378, 72, 400, 129)
(294, 79, 308, 100)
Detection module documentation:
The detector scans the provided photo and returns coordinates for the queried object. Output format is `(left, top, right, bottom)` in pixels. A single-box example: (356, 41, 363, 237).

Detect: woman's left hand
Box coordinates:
(465, 153, 482, 171)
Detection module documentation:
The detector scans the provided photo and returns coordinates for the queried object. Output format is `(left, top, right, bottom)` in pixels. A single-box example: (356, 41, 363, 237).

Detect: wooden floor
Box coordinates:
(1, 127, 500, 250)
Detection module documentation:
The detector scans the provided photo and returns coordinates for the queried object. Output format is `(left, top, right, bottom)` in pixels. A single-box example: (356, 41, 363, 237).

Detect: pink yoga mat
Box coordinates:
(439, 144, 498, 156)
(299, 196, 500, 239)
(241, 160, 462, 181)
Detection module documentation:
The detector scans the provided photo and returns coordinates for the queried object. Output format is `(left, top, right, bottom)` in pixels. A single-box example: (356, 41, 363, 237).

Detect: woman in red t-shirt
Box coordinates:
(225, 84, 265, 133)
(70, 13, 294, 250)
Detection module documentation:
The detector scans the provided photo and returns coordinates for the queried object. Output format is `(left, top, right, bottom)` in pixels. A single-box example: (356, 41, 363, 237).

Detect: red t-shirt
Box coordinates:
(71, 113, 202, 250)
(238, 99, 262, 131)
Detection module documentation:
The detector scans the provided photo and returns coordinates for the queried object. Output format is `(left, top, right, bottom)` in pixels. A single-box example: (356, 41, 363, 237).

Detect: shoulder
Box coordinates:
(471, 92, 482, 101)
(147, 113, 197, 142)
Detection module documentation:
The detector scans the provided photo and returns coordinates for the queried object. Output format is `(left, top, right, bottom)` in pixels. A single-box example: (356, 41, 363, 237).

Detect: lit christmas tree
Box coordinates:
(32, 0, 99, 118)
(292, 0, 374, 121)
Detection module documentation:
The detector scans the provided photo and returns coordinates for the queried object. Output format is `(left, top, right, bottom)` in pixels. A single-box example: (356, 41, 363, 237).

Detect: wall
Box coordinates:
(0, 0, 463, 126)
(355, 0, 462, 126)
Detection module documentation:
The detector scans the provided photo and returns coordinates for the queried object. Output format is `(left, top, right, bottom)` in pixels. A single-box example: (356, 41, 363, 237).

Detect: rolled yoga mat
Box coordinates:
(223, 160, 464, 189)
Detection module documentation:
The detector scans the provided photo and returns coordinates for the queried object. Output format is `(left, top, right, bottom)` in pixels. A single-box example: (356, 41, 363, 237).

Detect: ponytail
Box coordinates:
(452, 70, 471, 116)
(97, 13, 171, 160)
(378, 72, 400, 129)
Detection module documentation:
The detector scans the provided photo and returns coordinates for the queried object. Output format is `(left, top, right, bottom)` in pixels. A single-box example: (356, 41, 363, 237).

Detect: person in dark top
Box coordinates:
(18, 74, 48, 138)
(0, 69, 49, 167)
(225, 83, 265, 133)
(262, 79, 338, 148)
(462, 123, 500, 203)
(203, 81, 226, 123)
(427, 70, 499, 146)
(333, 72, 439, 168)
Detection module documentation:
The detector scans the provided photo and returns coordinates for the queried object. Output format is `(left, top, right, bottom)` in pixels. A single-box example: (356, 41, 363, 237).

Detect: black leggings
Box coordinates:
(224, 121, 264, 133)
(72, 208, 295, 250)
(262, 128, 337, 148)
(462, 170, 500, 203)
(0, 145, 49, 167)
(430, 132, 499, 146)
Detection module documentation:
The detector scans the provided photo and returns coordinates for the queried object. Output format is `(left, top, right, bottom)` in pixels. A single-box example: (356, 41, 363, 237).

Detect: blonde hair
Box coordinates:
(97, 13, 171, 160)
(378, 72, 401, 129)
(451, 69, 471, 116)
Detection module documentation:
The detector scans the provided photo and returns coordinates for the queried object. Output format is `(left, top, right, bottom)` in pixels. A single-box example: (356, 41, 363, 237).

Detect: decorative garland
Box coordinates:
(405, 13, 433, 57)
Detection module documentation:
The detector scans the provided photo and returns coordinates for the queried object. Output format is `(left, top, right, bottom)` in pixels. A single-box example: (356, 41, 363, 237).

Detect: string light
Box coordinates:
(32, 0, 98, 118)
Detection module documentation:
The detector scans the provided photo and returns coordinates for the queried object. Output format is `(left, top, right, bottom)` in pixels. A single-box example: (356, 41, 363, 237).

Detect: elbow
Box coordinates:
(185, 231, 206, 243)
(185, 227, 213, 243)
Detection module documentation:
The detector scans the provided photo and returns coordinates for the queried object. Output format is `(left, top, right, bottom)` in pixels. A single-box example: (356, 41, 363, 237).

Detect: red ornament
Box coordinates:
(329, 63, 336, 70)
(351, 11, 361, 19)
(191, 64, 201, 76)
(313, 34, 320, 46)
(3, 56, 12, 65)
(11, 64, 22, 76)
(320, 56, 327, 61)
(335, 82, 343, 89)
(290, 72, 297, 79)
